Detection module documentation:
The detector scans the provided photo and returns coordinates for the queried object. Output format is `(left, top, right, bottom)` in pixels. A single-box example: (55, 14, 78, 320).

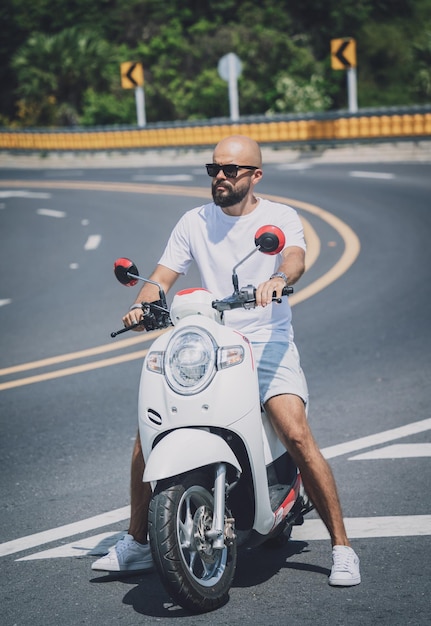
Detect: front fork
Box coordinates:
(206, 463, 235, 549)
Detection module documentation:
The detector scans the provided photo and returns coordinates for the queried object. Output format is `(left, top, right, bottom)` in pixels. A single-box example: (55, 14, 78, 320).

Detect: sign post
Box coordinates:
(120, 62, 146, 127)
(330, 38, 358, 113)
(218, 53, 242, 121)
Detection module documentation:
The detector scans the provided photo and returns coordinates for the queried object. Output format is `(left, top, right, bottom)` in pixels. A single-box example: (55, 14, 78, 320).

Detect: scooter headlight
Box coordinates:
(165, 327, 217, 395)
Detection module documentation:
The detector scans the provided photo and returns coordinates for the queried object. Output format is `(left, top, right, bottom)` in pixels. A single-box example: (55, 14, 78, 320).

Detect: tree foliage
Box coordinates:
(1, 0, 430, 128)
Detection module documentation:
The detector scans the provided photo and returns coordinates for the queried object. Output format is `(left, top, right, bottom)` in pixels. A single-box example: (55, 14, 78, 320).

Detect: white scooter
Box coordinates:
(111, 225, 313, 614)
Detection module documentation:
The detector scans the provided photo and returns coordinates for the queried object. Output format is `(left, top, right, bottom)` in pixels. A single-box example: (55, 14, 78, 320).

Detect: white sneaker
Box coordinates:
(328, 545, 361, 586)
(91, 534, 153, 573)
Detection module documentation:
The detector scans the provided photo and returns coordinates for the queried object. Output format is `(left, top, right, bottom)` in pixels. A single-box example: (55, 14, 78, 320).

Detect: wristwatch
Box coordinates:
(270, 272, 289, 286)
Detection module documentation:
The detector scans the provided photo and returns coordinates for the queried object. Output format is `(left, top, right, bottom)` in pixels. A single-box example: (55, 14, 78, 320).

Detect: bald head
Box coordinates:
(213, 135, 262, 169)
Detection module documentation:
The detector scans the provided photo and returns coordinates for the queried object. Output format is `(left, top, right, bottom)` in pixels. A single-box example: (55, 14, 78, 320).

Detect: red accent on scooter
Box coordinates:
(176, 288, 211, 295)
(271, 476, 302, 530)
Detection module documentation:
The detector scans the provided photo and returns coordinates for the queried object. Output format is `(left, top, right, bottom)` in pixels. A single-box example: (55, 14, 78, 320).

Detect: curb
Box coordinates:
(1, 141, 430, 169)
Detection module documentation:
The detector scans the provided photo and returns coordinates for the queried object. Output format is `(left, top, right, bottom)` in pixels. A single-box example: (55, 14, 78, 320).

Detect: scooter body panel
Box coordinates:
(138, 313, 297, 536)
(143, 428, 242, 482)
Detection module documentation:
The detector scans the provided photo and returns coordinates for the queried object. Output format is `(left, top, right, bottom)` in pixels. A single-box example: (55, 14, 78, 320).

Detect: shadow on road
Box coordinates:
(89, 537, 328, 618)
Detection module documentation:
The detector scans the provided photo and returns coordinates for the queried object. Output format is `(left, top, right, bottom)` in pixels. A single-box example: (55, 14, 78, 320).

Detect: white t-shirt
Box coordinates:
(158, 197, 306, 342)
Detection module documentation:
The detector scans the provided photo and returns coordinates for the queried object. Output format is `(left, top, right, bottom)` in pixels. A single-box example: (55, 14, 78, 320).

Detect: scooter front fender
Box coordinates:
(143, 428, 242, 482)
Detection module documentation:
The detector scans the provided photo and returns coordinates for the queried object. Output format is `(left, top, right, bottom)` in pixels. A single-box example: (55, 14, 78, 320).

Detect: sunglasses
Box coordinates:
(205, 163, 258, 179)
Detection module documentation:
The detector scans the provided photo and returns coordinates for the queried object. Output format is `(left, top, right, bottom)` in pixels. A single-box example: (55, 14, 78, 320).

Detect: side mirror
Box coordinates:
(231, 225, 286, 293)
(254, 225, 285, 255)
(114, 258, 139, 286)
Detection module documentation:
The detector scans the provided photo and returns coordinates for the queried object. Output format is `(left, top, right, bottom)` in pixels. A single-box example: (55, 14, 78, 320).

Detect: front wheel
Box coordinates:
(148, 471, 237, 614)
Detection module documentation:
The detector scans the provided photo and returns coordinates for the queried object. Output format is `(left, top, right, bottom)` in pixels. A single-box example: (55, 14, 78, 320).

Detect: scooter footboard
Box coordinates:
(143, 428, 242, 483)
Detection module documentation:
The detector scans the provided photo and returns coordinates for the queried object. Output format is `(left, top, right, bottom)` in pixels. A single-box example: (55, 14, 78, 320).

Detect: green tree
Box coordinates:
(11, 27, 116, 125)
(2, 0, 431, 127)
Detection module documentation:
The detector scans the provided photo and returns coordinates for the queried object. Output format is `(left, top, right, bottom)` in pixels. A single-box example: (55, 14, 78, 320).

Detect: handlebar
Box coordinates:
(110, 300, 172, 338)
(212, 284, 293, 312)
(110, 284, 293, 337)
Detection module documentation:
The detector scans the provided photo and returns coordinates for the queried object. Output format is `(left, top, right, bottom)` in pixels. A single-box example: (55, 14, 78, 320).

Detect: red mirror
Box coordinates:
(114, 258, 139, 286)
(254, 225, 285, 255)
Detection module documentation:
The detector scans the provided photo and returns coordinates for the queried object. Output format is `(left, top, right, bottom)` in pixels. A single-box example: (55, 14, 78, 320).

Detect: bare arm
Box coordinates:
(255, 246, 305, 307)
(123, 264, 181, 330)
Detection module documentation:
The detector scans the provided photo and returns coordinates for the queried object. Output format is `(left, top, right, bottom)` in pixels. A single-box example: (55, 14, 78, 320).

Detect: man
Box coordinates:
(92, 135, 361, 587)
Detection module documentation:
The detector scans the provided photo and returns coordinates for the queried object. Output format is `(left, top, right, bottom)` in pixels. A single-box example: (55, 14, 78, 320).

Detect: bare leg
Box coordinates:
(265, 394, 349, 547)
(127, 432, 152, 544)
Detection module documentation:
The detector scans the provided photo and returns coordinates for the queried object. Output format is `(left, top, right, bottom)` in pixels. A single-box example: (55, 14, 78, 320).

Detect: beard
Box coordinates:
(212, 180, 249, 207)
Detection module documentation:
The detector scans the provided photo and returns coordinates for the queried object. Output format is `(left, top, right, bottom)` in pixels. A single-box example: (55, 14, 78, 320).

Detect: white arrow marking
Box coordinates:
(0, 506, 130, 557)
(84, 234, 102, 250)
(349, 443, 431, 460)
(322, 418, 431, 459)
(17, 515, 431, 561)
(349, 171, 395, 180)
(36, 208, 66, 218)
(1, 418, 430, 559)
(293, 515, 431, 541)
(16, 531, 124, 561)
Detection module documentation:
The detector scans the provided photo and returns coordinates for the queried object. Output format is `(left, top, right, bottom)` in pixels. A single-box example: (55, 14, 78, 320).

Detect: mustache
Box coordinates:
(212, 181, 231, 191)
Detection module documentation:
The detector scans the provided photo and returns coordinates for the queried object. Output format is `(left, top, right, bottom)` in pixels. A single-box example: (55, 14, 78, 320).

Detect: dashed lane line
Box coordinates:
(84, 234, 102, 250)
(0, 181, 359, 388)
(36, 208, 66, 218)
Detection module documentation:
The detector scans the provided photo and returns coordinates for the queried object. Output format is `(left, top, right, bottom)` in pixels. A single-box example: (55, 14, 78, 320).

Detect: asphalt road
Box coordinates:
(0, 156, 430, 625)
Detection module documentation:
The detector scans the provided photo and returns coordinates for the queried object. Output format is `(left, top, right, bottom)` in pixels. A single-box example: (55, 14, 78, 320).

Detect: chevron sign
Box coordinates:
(331, 38, 357, 70)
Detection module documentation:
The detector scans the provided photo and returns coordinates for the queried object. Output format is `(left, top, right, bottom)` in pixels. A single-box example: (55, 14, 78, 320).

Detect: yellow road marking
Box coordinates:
(0, 350, 151, 391)
(0, 181, 360, 388)
(0, 329, 165, 376)
(263, 193, 361, 305)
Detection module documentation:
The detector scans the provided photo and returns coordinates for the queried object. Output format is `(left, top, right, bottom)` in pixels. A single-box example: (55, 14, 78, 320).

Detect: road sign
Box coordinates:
(120, 62, 144, 89)
(331, 38, 356, 70)
(217, 53, 242, 122)
(218, 53, 242, 82)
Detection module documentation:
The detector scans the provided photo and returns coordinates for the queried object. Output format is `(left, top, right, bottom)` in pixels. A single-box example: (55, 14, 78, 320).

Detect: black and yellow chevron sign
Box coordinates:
(331, 38, 357, 70)
(120, 62, 144, 89)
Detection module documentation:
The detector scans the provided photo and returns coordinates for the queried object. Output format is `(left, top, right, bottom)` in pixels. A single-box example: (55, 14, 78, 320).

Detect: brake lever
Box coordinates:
(110, 320, 145, 338)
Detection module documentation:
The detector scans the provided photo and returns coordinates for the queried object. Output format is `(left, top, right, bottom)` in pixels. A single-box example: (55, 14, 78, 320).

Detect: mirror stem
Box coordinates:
(231, 247, 259, 293)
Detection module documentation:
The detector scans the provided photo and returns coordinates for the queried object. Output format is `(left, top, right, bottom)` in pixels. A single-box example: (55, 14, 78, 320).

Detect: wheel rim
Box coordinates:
(176, 484, 228, 587)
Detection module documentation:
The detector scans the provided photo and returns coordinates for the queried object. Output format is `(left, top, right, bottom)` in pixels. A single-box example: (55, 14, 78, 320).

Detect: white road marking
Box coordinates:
(322, 418, 431, 459)
(277, 163, 313, 170)
(131, 174, 193, 182)
(349, 443, 431, 460)
(16, 531, 124, 561)
(69, 263, 79, 269)
(36, 208, 66, 218)
(17, 516, 431, 561)
(1, 418, 430, 560)
(349, 170, 395, 180)
(0, 299, 12, 307)
(0, 191, 52, 198)
(84, 234, 102, 250)
(293, 515, 431, 541)
(0, 506, 130, 557)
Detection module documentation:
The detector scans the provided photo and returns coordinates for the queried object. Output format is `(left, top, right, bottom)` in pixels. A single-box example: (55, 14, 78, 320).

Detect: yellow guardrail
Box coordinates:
(1, 111, 430, 151)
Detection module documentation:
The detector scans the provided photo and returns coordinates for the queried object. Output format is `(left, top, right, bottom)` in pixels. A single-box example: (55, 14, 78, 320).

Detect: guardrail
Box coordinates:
(1, 106, 430, 152)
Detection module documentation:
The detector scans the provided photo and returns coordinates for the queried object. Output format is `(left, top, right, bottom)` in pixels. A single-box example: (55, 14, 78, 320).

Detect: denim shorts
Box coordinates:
(251, 341, 308, 406)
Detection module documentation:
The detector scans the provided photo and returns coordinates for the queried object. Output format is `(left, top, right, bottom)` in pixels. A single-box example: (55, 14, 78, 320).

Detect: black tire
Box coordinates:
(148, 471, 237, 614)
